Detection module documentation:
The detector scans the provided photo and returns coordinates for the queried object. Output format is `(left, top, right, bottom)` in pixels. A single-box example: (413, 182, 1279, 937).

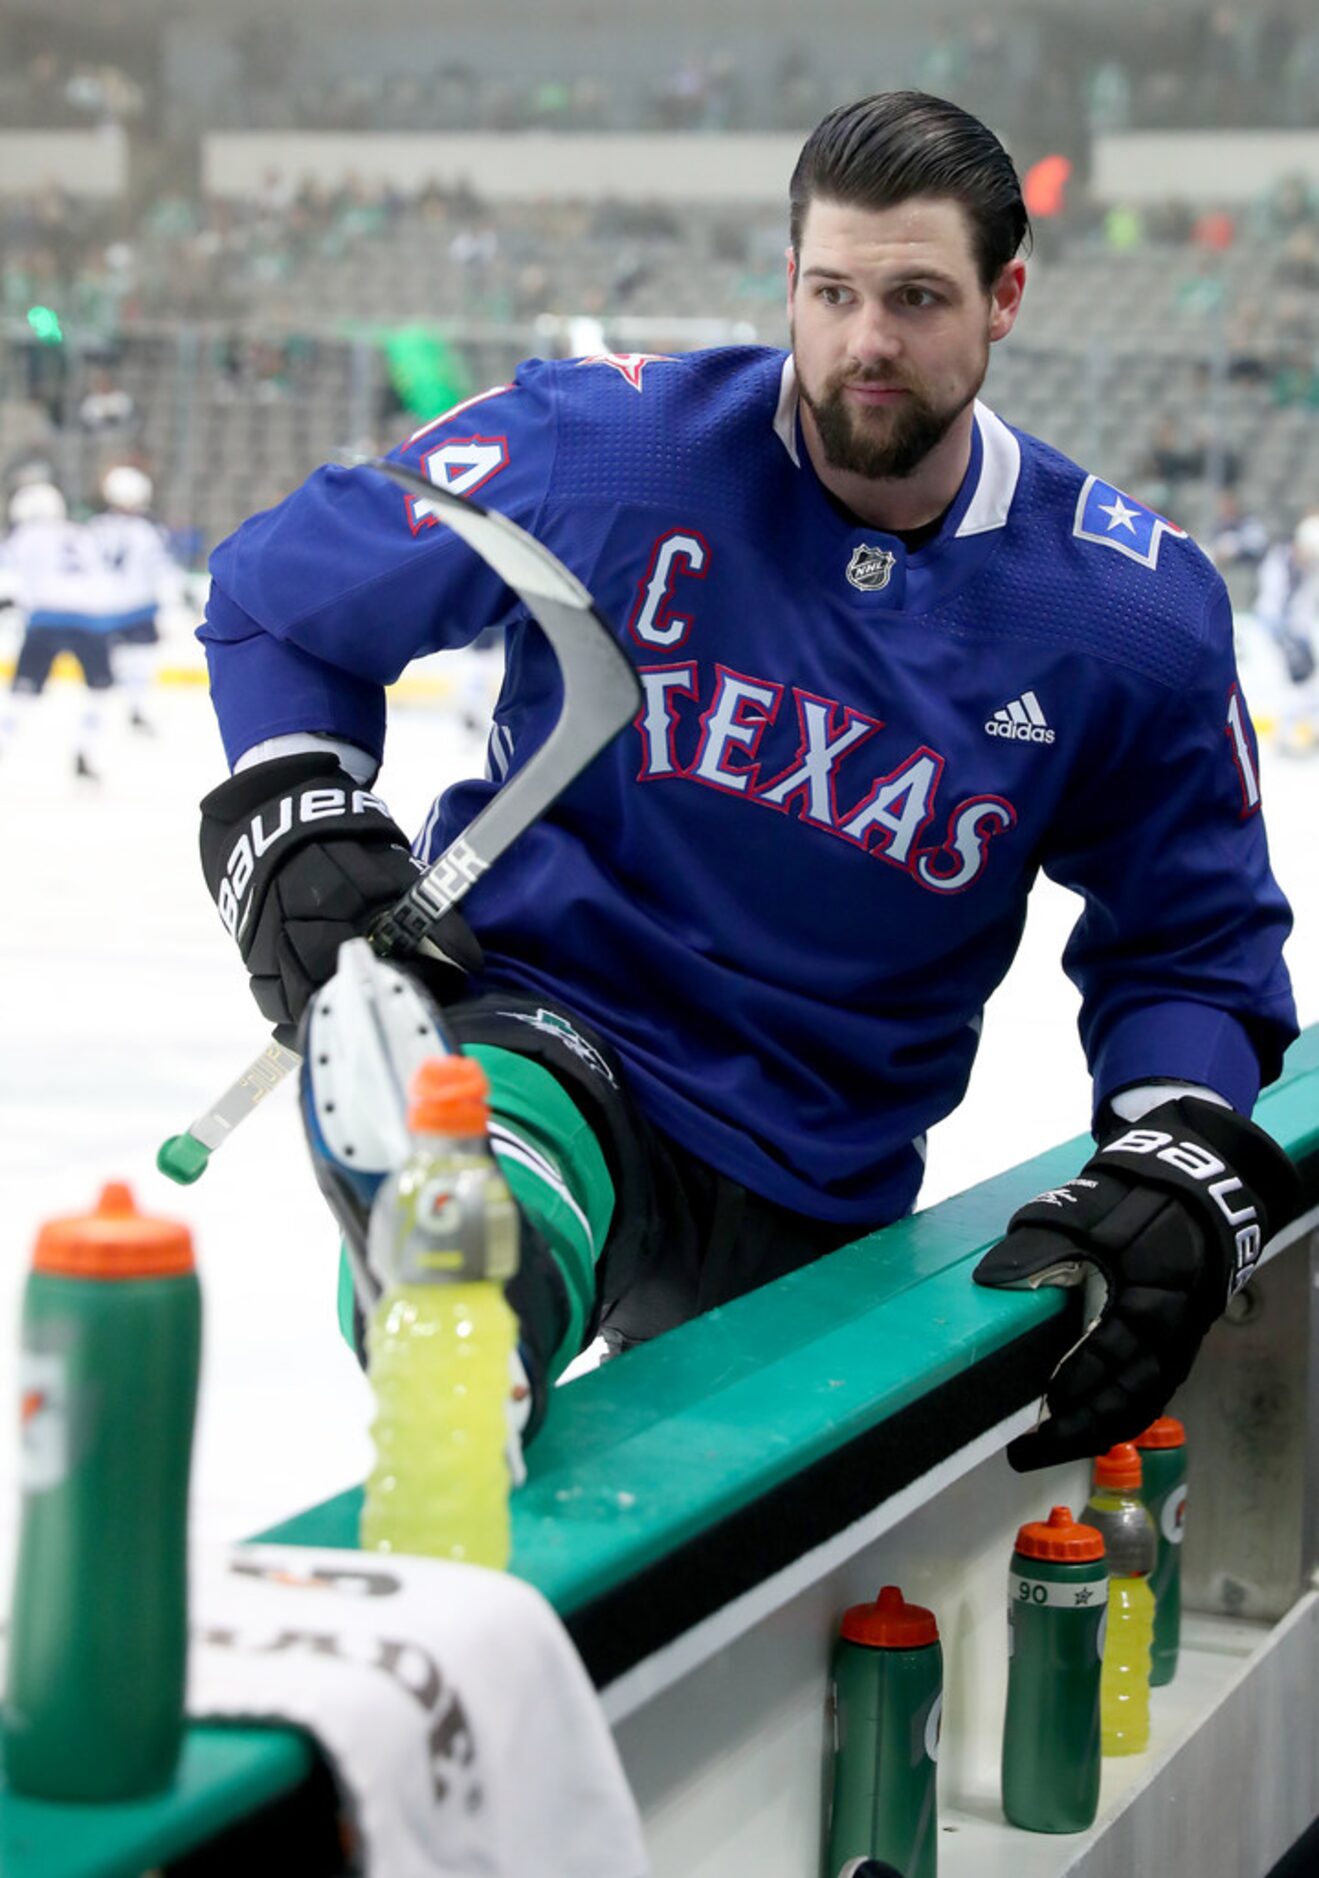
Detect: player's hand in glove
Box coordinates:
(200, 752, 482, 1034)
(974, 1095, 1300, 1472)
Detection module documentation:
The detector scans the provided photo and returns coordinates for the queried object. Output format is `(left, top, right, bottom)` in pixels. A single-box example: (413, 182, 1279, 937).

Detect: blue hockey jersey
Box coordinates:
(200, 347, 1297, 1224)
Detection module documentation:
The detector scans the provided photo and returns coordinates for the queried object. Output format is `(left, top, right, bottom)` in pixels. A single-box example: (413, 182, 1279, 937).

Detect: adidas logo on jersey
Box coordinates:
(986, 691, 1055, 744)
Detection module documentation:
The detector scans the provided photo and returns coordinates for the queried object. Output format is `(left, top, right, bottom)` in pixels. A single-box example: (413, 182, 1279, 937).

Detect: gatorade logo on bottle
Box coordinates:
(923, 1690, 944, 1764)
(1162, 1483, 1188, 1546)
(19, 1351, 68, 1491)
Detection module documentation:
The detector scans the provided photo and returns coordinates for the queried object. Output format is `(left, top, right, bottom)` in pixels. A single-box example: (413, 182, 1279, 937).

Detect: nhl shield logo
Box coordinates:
(846, 544, 896, 591)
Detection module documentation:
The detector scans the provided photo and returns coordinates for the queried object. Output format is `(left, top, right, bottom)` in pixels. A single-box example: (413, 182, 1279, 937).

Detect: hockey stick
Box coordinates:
(157, 457, 640, 1184)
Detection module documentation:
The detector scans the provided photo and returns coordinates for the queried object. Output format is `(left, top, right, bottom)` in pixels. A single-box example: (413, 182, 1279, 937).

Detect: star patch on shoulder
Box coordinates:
(575, 352, 676, 392)
(1073, 475, 1187, 570)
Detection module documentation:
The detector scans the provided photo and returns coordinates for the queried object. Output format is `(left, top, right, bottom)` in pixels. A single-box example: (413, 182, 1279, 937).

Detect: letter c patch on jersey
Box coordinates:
(628, 530, 711, 648)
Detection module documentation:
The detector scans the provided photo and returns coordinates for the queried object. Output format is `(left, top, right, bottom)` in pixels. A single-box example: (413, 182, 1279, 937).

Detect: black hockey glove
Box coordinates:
(200, 752, 482, 1032)
(974, 1095, 1300, 1472)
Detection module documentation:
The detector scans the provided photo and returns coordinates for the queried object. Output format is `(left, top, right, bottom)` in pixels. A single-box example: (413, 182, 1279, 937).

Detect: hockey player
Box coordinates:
(197, 92, 1300, 1472)
(89, 464, 181, 735)
(1253, 510, 1319, 757)
(0, 482, 117, 780)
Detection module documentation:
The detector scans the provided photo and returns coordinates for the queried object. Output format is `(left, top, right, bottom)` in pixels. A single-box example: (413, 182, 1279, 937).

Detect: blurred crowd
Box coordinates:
(0, 50, 147, 132)
(3, 6, 1319, 145)
(3, 163, 1319, 359)
(1, 3, 1317, 610)
(2, 158, 1317, 540)
(0, 179, 779, 333)
(1, 146, 1317, 294)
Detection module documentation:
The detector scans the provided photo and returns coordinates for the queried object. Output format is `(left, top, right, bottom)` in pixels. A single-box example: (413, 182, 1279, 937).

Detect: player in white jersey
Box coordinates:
(88, 464, 181, 734)
(0, 483, 117, 780)
(198, 92, 1301, 1471)
(1253, 511, 1319, 756)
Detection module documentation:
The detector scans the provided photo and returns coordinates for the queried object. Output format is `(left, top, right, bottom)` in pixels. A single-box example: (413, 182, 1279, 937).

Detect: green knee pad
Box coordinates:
(335, 1044, 614, 1384)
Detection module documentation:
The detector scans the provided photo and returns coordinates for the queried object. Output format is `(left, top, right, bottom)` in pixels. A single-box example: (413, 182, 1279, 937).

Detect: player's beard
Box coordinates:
(797, 344, 987, 482)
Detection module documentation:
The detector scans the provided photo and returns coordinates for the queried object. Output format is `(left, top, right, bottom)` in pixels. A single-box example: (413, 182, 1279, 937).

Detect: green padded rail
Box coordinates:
(260, 1026, 1319, 1618)
(0, 1726, 314, 1878)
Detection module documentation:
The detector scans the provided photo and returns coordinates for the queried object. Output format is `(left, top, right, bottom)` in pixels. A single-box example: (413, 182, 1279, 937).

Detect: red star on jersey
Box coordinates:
(575, 352, 675, 392)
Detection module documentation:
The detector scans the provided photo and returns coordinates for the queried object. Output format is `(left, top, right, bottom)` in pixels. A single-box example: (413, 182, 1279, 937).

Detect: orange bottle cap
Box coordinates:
(839, 1584, 939, 1649)
(407, 1055, 490, 1136)
(1135, 1416, 1185, 1450)
(1015, 1504, 1105, 1562)
(1093, 1442, 1143, 1489)
(33, 1182, 194, 1279)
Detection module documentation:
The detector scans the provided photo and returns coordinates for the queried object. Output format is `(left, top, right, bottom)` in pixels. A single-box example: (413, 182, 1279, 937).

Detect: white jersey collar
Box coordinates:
(773, 354, 801, 467)
(772, 354, 1020, 535)
(954, 403, 1021, 537)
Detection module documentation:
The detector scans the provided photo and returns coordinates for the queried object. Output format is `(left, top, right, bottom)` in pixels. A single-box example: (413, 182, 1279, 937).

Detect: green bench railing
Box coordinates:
(260, 1024, 1319, 1680)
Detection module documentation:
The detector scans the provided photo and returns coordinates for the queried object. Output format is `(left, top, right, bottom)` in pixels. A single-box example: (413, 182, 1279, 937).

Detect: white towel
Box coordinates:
(189, 1542, 650, 1878)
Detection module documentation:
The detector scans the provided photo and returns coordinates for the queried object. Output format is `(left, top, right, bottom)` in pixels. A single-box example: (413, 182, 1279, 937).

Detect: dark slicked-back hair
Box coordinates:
(789, 91, 1031, 289)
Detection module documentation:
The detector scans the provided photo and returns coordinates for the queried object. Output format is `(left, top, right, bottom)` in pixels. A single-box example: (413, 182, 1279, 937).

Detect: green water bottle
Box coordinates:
(1135, 1417, 1186, 1687)
(1086, 1445, 1157, 1758)
(825, 1585, 942, 1878)
(1001, 1505, 1107, 1833)
(3, 1183, 201, 1800)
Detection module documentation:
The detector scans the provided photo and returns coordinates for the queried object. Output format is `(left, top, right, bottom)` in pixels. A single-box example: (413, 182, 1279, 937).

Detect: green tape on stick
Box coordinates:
(157, 1133, 212, 1185)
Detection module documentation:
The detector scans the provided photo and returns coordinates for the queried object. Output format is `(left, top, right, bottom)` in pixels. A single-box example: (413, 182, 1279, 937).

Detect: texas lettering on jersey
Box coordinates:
(635, 658, 1015, 895)
(617, 516, 1014, 890)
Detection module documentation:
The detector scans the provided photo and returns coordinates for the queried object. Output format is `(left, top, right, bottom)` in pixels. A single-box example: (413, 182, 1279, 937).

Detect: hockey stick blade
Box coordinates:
(157, 460, 640, 1184)
(362, 457, 640, 952)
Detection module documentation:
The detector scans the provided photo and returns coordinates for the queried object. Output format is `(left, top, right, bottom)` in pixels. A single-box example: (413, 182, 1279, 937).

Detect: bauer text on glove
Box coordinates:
(973, 1095, 1300, 1471)
(199, 752, 482, 1030)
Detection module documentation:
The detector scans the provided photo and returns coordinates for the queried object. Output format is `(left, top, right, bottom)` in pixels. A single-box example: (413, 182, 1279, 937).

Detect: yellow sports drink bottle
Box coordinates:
(360, 1056, 520, 1566)
(1086, 1444, 1156, 1756)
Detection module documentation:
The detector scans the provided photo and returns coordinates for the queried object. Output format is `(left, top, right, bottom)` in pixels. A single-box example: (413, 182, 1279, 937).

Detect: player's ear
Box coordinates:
(785, 247, 798, 315)
(988, 257, 1026, 343)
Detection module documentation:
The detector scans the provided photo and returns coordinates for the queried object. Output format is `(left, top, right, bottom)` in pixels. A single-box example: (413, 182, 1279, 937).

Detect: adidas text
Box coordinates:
(217, 787, 391, 937)
(986, 719, 1056, 744)
(986, 690, 1055, 745)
